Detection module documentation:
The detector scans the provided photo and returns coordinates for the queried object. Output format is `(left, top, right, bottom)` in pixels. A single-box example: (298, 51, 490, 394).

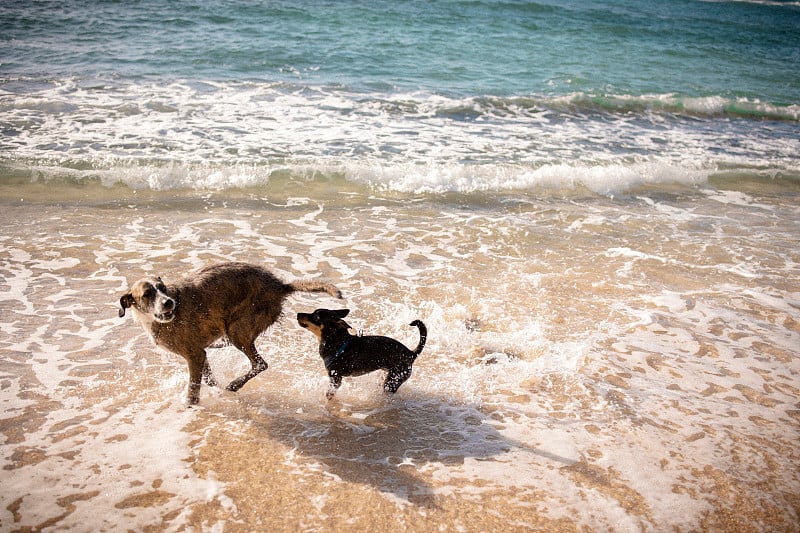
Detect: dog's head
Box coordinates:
(119, 276, 176, 323)
(297, 308, 351, 340)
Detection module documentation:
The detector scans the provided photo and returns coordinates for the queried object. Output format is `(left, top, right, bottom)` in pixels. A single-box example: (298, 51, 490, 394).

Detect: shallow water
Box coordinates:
(1, 180, 798, 531)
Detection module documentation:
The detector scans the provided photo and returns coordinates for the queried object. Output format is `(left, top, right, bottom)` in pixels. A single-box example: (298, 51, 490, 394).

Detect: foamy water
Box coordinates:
(3, 78, 798, 196)
(1, 183, 798, 531)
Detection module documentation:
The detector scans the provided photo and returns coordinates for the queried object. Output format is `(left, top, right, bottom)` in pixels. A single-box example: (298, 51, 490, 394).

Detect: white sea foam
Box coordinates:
(3, 80, 797, 195)
(55, 158, 710, 196)
(1, 399, 231, 532)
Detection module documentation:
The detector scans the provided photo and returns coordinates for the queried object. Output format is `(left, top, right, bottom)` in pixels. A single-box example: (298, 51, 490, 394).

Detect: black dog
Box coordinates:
(297, 309, 427, 399)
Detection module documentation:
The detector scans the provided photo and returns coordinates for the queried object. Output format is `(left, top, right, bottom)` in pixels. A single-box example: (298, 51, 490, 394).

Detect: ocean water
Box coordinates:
(1, 0, 799, 531)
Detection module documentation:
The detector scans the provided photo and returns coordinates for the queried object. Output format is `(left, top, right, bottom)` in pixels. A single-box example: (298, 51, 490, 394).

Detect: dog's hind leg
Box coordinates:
(226, 340, 269, 392)
(383, 365, 412, 394)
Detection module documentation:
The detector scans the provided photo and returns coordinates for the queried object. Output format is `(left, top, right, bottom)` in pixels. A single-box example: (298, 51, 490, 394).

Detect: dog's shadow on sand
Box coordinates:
(221, 389, 574, 508)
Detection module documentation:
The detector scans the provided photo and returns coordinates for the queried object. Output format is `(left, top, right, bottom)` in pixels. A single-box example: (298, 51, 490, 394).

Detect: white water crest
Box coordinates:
(2, 79, 798, 196)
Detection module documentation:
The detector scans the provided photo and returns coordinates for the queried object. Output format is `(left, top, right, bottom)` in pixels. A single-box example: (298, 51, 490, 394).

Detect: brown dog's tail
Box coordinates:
(289, 280, 343, 300)
(409, 320, 427, 356)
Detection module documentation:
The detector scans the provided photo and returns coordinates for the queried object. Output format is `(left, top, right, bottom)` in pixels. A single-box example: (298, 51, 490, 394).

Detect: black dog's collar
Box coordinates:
(323, 339, 350, 370)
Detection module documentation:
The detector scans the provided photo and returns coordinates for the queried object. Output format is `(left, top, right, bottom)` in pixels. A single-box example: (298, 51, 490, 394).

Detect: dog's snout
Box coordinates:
(163, 297, 175, 311)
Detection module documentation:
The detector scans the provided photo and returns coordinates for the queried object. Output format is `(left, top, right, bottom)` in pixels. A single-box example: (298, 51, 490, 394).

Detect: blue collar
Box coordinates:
(323, 339, 350, 370)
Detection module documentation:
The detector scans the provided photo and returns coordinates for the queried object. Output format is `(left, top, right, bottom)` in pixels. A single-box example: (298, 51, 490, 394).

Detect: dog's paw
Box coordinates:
(183, 384, 202, 406)
(182, 393, 200, 407)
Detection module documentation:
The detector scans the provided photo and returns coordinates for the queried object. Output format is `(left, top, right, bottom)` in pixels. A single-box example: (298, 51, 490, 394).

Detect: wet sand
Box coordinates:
(1, 183, 799, 531)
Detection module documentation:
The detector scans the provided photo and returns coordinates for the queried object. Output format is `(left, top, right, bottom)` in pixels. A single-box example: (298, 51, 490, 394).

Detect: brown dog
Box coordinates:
(297, 308, 427, 400)
(119, 262, 342, 404)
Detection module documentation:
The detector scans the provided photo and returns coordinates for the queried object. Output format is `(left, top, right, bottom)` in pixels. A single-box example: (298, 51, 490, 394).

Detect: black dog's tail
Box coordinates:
(409, 320, 427, 356)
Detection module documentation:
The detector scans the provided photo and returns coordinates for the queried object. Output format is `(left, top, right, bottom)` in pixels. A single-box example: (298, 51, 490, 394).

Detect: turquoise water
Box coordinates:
(4, 0, 799, 99)
(1, 0, 799, 193)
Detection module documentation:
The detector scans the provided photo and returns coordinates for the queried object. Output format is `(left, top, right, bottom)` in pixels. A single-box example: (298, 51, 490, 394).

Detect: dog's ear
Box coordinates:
(119, 293, 134, 317)
(333, 309, 350, 319)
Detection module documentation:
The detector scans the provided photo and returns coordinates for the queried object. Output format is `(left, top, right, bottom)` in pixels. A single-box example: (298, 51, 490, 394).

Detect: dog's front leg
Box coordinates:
(202, 359, 217, 388)
(326, 372, 342, 400)
(185, 352, 208, 405)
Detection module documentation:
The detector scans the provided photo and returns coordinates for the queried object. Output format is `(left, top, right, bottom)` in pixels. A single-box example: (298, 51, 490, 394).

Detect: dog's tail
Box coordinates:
(289, 280, 343, 300)
(409, 320, 427, 356)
